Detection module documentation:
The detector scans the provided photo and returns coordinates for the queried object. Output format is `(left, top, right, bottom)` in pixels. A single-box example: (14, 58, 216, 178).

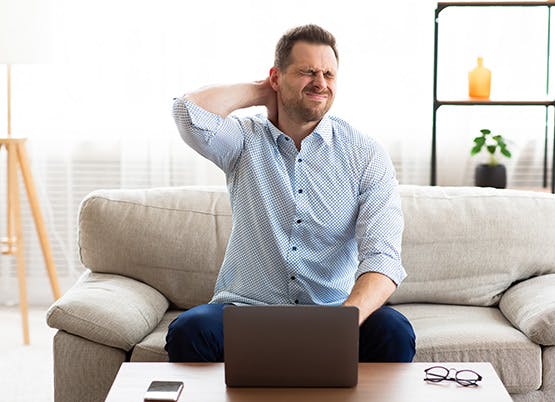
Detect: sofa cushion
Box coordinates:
(78, 186, 231, 309)
(390, 186, 555, 306)
(394, 304, 542, 394)
(130, 311, 181, 362)
(46, 270, 169, 351)
(499, 274, 555, 346)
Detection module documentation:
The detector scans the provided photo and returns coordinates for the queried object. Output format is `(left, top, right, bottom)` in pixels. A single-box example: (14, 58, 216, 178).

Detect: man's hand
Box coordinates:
(343, 272, 397, 326)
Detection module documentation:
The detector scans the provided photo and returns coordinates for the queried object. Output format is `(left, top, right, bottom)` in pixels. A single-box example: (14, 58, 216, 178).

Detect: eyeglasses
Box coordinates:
(424, 366, 483, 387)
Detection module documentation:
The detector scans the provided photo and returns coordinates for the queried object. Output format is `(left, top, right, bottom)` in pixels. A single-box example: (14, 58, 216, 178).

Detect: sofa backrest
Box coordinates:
(78, 185, 555, 308)
(390, 185, 555, 306)
(78, 186, 231, 309)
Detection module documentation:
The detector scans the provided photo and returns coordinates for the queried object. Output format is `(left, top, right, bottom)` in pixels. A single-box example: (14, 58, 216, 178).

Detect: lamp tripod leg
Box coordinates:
(7, 178, 14, 254)
(1, 143, 14, 255)
(16, 142, 61, 300)
(8, 142, 30, 345)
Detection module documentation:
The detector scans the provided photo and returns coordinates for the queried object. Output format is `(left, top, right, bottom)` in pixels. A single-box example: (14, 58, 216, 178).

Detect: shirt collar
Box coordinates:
(266, 115, 333, 146)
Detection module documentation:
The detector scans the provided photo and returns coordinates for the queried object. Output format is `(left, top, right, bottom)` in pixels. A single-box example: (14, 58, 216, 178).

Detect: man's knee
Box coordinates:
(359, 306, 416, 362)
(165, 304, 226, 362)
(167, 305, 217, 338)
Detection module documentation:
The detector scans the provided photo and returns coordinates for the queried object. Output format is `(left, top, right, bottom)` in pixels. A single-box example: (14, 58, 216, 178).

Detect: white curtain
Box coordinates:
(0, 0, 550, 304)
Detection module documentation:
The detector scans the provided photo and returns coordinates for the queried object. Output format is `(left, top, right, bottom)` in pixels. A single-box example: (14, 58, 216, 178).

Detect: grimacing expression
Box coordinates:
(275, 42, 337, 123)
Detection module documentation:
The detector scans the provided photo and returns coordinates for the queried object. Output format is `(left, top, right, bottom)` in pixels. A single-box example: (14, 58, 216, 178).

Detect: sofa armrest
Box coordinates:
(499, 274, 555, 346)
(46, 270, 169, 351)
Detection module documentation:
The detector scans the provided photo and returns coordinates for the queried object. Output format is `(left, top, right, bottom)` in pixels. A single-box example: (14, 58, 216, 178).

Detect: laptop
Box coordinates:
(223, 305, 359, 387)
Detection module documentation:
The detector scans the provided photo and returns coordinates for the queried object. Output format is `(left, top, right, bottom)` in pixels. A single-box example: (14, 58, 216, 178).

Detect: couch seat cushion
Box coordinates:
(131, 311, 181, 362)
(394, 304, 541, 394)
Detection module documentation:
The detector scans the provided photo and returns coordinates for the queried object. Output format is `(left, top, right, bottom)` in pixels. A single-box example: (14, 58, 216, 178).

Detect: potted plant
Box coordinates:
(470, 129, 512, 188)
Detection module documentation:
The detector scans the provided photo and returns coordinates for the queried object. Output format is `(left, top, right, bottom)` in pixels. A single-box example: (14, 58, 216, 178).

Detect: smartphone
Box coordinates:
(144, 380, 184, 401)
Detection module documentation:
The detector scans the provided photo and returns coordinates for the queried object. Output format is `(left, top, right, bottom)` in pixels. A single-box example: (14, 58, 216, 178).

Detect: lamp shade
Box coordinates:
(0, 0, 53, 64)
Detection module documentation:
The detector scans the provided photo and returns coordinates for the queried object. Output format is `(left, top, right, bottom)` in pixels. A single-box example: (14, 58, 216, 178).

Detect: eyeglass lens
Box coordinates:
(425, 366, 449, 381)
(456, 370, 481, 385)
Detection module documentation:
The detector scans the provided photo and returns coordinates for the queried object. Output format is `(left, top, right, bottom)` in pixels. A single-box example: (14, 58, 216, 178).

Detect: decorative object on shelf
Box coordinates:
(470, 129, 512, 189)
(468, 57, 491, 99)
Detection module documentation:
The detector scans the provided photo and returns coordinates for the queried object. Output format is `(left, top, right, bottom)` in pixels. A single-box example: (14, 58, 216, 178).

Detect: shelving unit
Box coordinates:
(432, 1, 555, 193)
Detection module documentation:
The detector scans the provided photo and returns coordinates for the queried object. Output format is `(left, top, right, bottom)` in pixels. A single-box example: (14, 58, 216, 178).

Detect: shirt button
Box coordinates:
(285, 137, 290, 141)
(298, 158, 303, 162)
(292, 246, 297, 251)
(291, 275, 296, 280)
(294, 299, 299, 304)
(298, 189, 303, 194)
(296, 219, 302, 224)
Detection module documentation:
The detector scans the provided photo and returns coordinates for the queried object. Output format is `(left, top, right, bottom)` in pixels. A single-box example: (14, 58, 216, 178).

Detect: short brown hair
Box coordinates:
(274, 24, 338, 70)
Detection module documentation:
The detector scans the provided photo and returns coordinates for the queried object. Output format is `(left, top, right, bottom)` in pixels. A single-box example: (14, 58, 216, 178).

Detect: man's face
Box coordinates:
(273, 41, 337, 124)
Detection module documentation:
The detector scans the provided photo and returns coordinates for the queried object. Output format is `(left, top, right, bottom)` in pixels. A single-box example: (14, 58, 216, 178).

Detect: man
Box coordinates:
(166, 24, 415, 363)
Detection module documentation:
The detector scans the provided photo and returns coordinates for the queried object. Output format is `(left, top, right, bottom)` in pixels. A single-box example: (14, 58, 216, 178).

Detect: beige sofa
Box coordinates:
(46, 185, 555, 402)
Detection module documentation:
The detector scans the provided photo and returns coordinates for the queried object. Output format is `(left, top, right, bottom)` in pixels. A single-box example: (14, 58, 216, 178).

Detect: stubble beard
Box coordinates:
(281, 89, 333, 124)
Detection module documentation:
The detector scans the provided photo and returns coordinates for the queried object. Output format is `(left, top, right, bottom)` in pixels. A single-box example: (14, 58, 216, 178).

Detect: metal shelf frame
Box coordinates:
(431, 1, 555, 192)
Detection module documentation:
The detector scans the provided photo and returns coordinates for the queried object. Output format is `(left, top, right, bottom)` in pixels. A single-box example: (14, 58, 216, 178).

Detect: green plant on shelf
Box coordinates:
(470, 129, 512, 166)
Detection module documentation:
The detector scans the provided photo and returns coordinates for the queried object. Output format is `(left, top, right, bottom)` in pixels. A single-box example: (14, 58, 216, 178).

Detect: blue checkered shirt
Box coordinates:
(173, 97, 406, 306)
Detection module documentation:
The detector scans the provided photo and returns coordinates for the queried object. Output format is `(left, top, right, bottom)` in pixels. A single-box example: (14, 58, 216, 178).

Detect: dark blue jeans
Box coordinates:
(164, 304, 415, 363)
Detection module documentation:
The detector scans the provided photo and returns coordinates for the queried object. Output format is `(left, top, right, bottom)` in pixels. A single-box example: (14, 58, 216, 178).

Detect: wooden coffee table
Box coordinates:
(105, 362, 512, 402)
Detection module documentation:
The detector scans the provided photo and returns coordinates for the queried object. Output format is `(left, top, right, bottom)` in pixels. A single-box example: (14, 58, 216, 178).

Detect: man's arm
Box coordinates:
(173, 77, 277, 173)
(343, 141, 406, 326)
(185, 78, 277, 122)
(343, 272, 396, 326)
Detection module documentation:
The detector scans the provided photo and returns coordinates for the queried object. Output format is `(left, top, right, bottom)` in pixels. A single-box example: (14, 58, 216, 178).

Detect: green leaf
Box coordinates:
(480, 129, 491, 135)
(487, 145, 496, 154)
(470, 144, 482, 155)
(501, 148, 512, 158)
(474, 137, 486, 145)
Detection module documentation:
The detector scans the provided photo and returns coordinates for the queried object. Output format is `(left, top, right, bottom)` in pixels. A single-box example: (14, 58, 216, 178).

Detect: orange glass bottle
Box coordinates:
(468, 57, 491, 99)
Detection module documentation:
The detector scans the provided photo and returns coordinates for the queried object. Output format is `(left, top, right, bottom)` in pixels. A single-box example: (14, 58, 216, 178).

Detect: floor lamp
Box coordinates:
(0, 0, 61, 345)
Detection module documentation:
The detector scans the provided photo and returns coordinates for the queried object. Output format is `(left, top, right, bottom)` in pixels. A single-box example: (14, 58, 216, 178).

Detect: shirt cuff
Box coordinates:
(356, 255, 407, 286)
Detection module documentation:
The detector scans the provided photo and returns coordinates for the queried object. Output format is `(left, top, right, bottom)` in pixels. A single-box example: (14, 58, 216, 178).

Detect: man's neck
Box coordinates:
(275, 113, 320, 151)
